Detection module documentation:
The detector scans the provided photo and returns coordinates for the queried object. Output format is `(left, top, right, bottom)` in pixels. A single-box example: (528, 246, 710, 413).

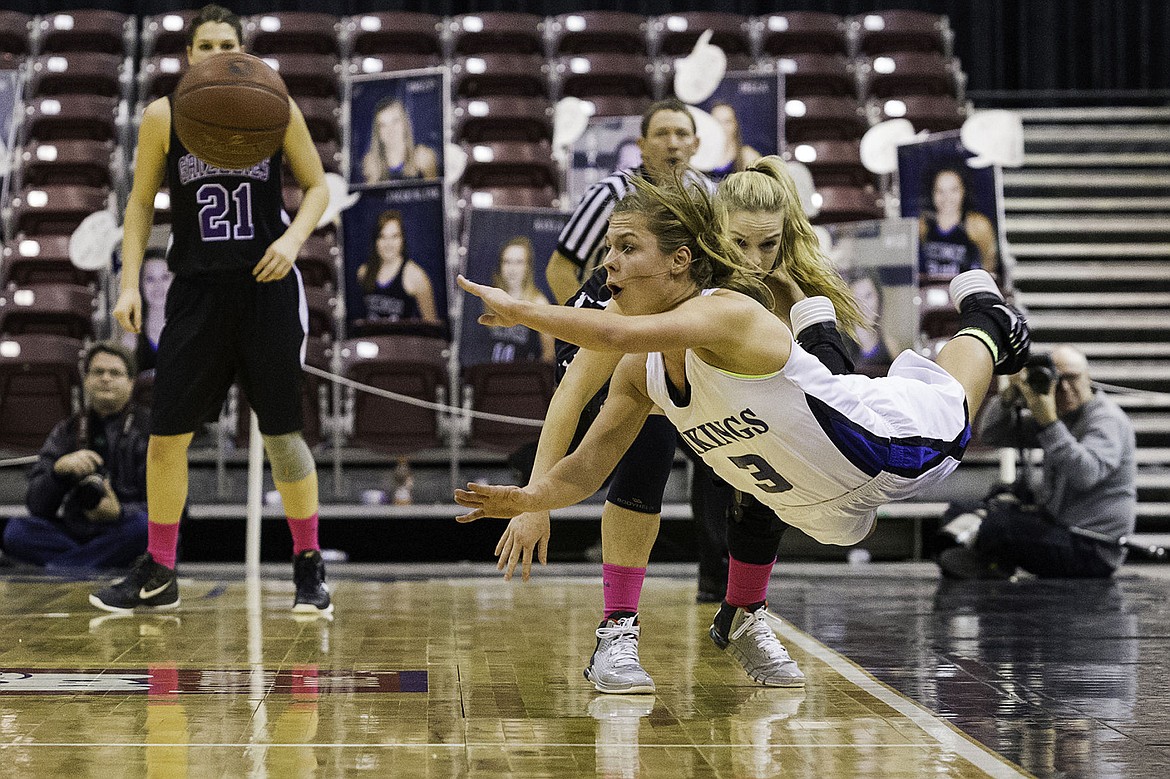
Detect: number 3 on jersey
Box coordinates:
(728, 454, 793, 494)
(197, 182, 255, 241)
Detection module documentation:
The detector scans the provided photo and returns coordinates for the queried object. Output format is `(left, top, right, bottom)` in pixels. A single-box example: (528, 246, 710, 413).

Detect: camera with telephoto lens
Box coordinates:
(67, 472, 108, 512)
(1024, 352, 1057, 395)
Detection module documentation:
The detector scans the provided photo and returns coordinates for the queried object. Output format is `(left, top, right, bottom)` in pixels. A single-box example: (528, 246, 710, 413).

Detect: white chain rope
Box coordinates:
(301, 364, 545, 427)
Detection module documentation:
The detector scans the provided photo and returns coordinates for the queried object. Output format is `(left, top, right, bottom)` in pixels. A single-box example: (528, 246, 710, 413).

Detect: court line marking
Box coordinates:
(768, 614, 1029, 779)
(0, 742, 1012, 749)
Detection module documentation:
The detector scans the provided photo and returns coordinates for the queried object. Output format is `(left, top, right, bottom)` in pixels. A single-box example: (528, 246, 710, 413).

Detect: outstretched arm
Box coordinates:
(456, 354, 654, 520)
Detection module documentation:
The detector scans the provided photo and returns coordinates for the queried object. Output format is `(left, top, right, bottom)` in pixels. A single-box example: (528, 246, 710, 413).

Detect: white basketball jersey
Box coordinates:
(645, 326, 969, 545)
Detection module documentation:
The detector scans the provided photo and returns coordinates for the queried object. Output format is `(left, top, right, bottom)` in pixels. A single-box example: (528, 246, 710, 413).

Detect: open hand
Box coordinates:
(253, 234, 300, 282)
(454, 482, 529, 521)
(456, 275, 520, 327)
(493, 512, 551, 581)
(112, 288, 142, 334)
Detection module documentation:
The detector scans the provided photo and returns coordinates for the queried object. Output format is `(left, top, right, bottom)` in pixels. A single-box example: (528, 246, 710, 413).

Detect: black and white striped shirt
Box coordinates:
(556, 165, 715, 272)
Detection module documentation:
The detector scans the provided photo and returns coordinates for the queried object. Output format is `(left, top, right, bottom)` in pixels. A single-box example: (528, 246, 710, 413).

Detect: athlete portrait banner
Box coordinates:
(826, 218, 919, 375)
(341, 183, 447, 334)
(896, 131, 1005, 284)
(565, 114, 642, 208)
(0, 69, 19, 195)
(348, 68, 447, 189)
(692, 70, 783, 180)
(458, 207, 567, 368)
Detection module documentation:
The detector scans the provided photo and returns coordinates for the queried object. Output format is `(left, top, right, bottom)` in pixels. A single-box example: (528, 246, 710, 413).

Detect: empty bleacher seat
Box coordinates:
(0, 284, 94, 340)
(137, 54, 187, 101)
(22, 95, 121, 143)
(0, 333, 82, 453)
(554, 53, 656, 99)
(788, 140, 875, 188)
(459, 186, 559, 210)
(1, 236, 98, 288)
(873, 94, 967, 133)
(244, 12, 340, 55)
(340, 335, 449, 456)
(314, 140, 342, 174)
(140, 11, 198, 56)
(784, 96, 870, 143)
(295, 96, 341, 143)
(851, 11, 953, 56)
(460, 141, 557, 190)
(10, 184, 110, 237)
(27, 52, 128, 98)
(349, 53, 443, 76)
(303, 285, 337, 338)
(345, 12, 443, 57)
(17, 139, 116, 188)
(778, 53, 857, 98)
(578, 95, 653, 118)
(454, 96, 553, 144)
(449, 12, 545, 56)
(860, 52, 962, 99)
(463, 361, 555, 452)
(550, 12, 650, 56)
(0, 10, 32, 56)
(758, 12, 848, 56)
(811, 186, 885, 224)
(36, 10, 132, 54)
(297, 233, 339, 290)
(652, 12, 752, 57)
(260, 53, 340, 98)
(452, 53, 550, 98)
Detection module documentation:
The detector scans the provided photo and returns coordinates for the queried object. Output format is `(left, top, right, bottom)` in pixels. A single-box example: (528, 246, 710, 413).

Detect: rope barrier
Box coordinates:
(301, 364, 545, 427)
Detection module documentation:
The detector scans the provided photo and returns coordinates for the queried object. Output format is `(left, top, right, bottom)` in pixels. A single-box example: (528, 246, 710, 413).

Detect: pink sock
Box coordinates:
(147, 521, 180, 569)
(287, 513, 320, 556)
(602, 563, 646, 618)
(726, 556, 775, 608)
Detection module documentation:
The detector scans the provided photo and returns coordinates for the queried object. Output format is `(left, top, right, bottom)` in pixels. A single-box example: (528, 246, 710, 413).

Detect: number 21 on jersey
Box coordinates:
(197, 182, 255, 241)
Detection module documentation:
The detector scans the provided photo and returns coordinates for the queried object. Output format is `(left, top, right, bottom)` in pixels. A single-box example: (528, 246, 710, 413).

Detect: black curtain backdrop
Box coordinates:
(5, 0, 1169, 98)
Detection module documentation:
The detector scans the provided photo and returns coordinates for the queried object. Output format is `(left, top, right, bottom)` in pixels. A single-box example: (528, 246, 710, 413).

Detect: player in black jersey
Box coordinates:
(91, 4, 332, 615)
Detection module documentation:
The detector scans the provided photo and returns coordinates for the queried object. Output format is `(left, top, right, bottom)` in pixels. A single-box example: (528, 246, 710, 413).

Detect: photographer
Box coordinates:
(937, 345, 1137, 579)
(2, 343, 150, 570)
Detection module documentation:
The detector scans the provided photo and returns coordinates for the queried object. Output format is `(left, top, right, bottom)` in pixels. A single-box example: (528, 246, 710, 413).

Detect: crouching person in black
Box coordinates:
(2, 343, 150, 570)
(937, 345, 1137, 579)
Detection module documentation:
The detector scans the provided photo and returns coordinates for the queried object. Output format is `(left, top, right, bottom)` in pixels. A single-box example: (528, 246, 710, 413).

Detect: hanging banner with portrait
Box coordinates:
(565, 114, 643, 208)
(0, 68, 20, 197)
(825, 218, 919, 376)
(340, 183, 448, 338)
(691, 69, 783, 181)
(458, 207, 568, 368)
(896, 131, 1006, 285)
(347, 68, 447, 188)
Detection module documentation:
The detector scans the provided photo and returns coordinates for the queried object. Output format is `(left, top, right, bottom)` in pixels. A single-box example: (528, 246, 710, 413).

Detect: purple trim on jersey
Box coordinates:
(805, 394, 971, 478)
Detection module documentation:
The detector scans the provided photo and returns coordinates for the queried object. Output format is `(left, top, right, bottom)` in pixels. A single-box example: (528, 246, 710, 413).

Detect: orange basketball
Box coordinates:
(172, 53, 290, 170)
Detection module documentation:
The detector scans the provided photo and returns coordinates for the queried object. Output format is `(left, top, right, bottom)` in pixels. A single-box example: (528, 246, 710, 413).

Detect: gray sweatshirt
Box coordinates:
(977, 391, 1137, 568)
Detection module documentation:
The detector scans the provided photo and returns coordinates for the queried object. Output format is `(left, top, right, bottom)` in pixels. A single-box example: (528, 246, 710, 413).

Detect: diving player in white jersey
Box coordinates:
(455, 174, 1031, 686)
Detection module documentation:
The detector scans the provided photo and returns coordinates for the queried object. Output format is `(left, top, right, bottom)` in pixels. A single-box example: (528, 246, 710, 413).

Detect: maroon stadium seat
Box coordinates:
(140, 11, 198, 56)
(22, 95, 121, 143)
(346, 12, 443, 57)
(296, 233, 339, 290)
(340, 335, 450, 456)
(460, 141, 557, 190)
(137, 54, 187, 101)
(10, 184, 110, 237)
(554, 53, 656, 99)
(811, 186, 885, 224)
(259, 53, 340, 98)
(349, 53, 443, 76)
(851, 11, 952, 56)
(17, 139, 115, 188)
(860, 52, 962, 99)
(759, 12, 848, 56)
(577, 95, 653, 118)
(1, 235, 98, 288)
(873, 94, 968, 133)
(36, 10, 132, 54)
(778, 53, 857, 98)
(449, 12, 545, 56)
(784, 96, 870, 143)
(452, 53, 550, 98)
(303, 285, 337, 338)
(295, 95, 341, 143)
(652, 12, 752, 57)
(787, 140, 876, 188)
(0, 333, 82, 453)
(454, 96, 553, 144)
(26, 52, 127, 98)
(550, 12, 650, 56)
(459, 186, 560, 210)
(0, 284, 94, 340)
(0, 11, 33, 56)
(244, 12, 341, 56)
(463, 361, 555, 453)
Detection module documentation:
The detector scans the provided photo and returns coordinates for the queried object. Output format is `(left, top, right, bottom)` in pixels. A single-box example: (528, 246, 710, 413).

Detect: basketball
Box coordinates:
(172, 53, 290, 170)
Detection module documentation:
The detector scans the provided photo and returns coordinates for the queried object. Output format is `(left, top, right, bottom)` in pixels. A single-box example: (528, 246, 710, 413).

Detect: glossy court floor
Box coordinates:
(0, 562, 1167, 778)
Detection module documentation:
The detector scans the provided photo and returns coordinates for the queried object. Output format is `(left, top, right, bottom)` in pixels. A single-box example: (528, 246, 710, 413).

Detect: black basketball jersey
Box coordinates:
(363, 262, 422, 322)
(920, 218, 982, 277)
(164, 97, 287, 278)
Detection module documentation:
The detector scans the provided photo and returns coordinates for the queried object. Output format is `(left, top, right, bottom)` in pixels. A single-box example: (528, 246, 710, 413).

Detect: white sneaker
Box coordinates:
(584, 613, 656, 694)
(710, 605, 805, 687)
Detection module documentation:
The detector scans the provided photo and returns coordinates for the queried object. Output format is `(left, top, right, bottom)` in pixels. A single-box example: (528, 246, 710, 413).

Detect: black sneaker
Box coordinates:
(937, 546, 1014, 580)
(950, 269, 1031, 375)
(89, 554, 179, 613)
(292, 550, 333, 614)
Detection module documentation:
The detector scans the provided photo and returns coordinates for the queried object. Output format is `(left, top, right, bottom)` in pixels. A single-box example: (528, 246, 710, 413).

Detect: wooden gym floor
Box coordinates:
(0, 562, 1167, 777)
